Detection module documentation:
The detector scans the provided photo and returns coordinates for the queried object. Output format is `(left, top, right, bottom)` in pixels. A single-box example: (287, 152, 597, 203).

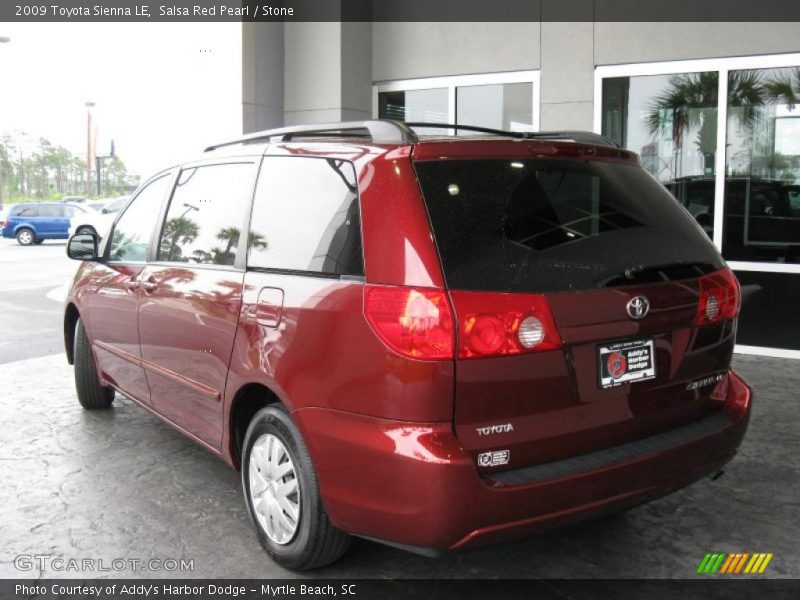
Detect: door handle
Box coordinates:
(126, 279, 140, 291)
(142, 276, 158, 292)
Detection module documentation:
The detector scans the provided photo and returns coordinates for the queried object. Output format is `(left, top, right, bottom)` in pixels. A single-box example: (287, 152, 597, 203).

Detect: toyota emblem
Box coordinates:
(626, 296, 650, 320)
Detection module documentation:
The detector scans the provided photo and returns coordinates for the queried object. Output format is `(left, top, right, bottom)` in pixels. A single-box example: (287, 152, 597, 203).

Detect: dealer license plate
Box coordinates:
(598, 338, 656, 389)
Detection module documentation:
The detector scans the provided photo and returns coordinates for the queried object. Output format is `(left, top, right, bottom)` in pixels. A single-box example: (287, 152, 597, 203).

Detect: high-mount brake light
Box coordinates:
(364, 285, 454, 360)
(695, 268, 741, 326)
(450, 291, 562, 359)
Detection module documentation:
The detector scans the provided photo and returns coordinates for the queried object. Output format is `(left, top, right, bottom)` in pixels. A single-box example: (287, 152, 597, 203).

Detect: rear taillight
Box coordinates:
(2, 219, 7, 228)
(364, 285, 454, 360)
(695, 268, 741, 326)
(450, 291, 562, 358)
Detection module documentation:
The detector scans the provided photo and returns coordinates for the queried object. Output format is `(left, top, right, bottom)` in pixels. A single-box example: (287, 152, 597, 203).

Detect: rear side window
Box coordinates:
(414, 158, 724, 294)
(157, 163, 254, 266)
(247, 157, 363, 276)
(12, 204, 38, 217)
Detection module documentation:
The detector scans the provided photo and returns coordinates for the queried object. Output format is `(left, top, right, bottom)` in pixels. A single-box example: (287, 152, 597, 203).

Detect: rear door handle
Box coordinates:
(126, 278, 140, 291)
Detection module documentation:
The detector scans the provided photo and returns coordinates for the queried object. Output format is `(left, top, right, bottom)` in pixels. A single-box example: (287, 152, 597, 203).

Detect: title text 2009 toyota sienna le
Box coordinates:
(64, 121, 751, 570)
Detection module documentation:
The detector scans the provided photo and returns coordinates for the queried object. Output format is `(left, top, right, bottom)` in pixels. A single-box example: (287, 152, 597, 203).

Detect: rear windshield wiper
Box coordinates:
(596, 262, 717, 288)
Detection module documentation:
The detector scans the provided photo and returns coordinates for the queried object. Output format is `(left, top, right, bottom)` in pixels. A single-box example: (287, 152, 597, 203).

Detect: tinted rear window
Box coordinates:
(414, 158, 724, 294)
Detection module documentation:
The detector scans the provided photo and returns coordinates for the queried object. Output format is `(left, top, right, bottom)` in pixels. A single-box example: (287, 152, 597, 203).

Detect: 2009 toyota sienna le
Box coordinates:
(63, 120, 752, 570)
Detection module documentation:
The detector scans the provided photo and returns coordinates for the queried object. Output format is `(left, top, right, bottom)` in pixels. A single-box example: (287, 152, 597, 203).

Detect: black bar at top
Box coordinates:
(3, 0, 800, 22)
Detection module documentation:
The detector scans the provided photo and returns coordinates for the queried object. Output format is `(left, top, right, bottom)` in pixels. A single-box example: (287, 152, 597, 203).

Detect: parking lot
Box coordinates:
(0, 238, 797, 580)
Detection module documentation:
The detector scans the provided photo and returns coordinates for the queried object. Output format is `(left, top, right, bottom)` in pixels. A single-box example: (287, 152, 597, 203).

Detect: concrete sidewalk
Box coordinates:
(0, 353, 797, 579)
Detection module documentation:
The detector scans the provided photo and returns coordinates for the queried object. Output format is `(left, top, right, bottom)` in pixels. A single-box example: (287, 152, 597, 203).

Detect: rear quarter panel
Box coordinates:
(223, 272, 455, 464)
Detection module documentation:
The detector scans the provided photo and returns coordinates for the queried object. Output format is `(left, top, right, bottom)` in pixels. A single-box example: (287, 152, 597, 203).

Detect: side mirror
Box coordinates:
(67, 233, 99, 261)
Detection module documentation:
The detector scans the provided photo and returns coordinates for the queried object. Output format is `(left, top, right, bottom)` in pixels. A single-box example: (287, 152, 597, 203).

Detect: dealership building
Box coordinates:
(241, 19, 800, 358)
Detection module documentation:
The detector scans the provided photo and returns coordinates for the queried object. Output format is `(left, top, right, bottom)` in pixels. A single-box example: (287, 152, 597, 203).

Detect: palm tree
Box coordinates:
(645, 71, 767, 176)
(216, 226, 240, 255)
(728, 70, 768, 132)
(161, 217, 199, 262)
(763, 67, 800, 111)
(248, 231, 267, 251)
(209, 227, 268, 265)
(646, 72, 719, 151)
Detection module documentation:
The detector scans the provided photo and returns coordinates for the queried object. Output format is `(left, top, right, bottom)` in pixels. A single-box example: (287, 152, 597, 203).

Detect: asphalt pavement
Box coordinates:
(0, 239, 76, 363)
(0, 353, 796, 580)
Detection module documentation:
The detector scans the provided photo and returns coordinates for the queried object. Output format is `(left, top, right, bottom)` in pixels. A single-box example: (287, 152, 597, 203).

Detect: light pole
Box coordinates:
(95, 140, 116, 197)
(85, 101, 95, 197)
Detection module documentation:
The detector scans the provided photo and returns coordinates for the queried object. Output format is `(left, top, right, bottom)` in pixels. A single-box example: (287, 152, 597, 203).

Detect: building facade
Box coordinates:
(242, 20, 800, 358)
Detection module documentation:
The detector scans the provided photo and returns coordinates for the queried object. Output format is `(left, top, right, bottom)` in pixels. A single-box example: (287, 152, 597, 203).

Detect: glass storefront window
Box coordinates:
(599, 57, 800, 354)
(376, 73, 538, 136)
(456, 82, 534, 133)
(378, 88, 448, 127)
(602, 73, 719, 239)
(736, 270, 800, 350)
(723, 67, 800, 264)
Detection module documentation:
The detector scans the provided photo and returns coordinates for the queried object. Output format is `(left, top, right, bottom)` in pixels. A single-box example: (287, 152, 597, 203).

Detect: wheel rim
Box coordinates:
(248, 433, 301, 545)
(19, 231, 32, 244)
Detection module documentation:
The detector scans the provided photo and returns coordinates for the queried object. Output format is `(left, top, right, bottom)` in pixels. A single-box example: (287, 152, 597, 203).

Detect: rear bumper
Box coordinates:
(293, 368, 751, 551)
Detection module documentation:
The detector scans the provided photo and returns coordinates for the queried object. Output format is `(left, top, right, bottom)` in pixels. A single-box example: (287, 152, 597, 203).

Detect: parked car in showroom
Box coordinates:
(3, 201, 89, 245)
(68, 196, 129, 240)
(63, 120, 752, 570)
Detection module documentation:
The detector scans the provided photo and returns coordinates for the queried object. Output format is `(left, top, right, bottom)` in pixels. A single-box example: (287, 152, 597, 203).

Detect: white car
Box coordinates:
(68, 196, 129, 239)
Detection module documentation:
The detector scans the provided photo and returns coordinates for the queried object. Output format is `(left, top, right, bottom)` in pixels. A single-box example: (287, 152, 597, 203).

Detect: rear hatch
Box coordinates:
(412, 141, 739, 472)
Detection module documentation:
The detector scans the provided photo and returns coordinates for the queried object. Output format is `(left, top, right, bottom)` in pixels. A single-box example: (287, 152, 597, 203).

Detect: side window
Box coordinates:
(63, 205, 85, 218)
(13, 205, 37, 217)
(248, 157, 363, 276)
(38, 204, 64, 218)
(156, 163, 254, 266)
(109, 175, 171, 262)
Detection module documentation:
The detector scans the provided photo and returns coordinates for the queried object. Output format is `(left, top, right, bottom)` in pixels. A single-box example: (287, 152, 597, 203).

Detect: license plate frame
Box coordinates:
(597, 338, 656, 389)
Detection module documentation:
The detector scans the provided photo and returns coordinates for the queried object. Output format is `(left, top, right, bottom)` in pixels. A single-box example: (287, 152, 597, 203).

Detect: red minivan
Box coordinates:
(64, 121, 751, 570)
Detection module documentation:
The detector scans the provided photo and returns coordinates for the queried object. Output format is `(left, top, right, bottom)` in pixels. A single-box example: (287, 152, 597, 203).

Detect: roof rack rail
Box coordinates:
(403, 122, 621, 148)
(204, 120, 418, 152)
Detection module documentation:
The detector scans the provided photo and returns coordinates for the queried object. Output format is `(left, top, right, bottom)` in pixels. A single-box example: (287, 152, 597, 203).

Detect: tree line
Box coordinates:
(0, 132, 137, 204)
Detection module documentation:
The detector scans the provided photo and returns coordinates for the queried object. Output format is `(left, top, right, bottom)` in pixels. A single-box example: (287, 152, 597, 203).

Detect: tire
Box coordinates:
(73, 318, 114, 410)
(16, 228, 34, 246)
(33, 239, 44, 245)
(242, 405, 351, 570)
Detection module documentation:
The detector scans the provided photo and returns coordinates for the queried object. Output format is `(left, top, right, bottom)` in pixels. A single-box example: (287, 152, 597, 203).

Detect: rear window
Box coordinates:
(414, 158, 724, 294)
(11, 204, 38, 217)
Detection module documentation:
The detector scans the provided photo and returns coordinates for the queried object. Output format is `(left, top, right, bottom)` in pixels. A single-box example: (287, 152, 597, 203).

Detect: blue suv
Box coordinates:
(2, 202, 89, 245)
